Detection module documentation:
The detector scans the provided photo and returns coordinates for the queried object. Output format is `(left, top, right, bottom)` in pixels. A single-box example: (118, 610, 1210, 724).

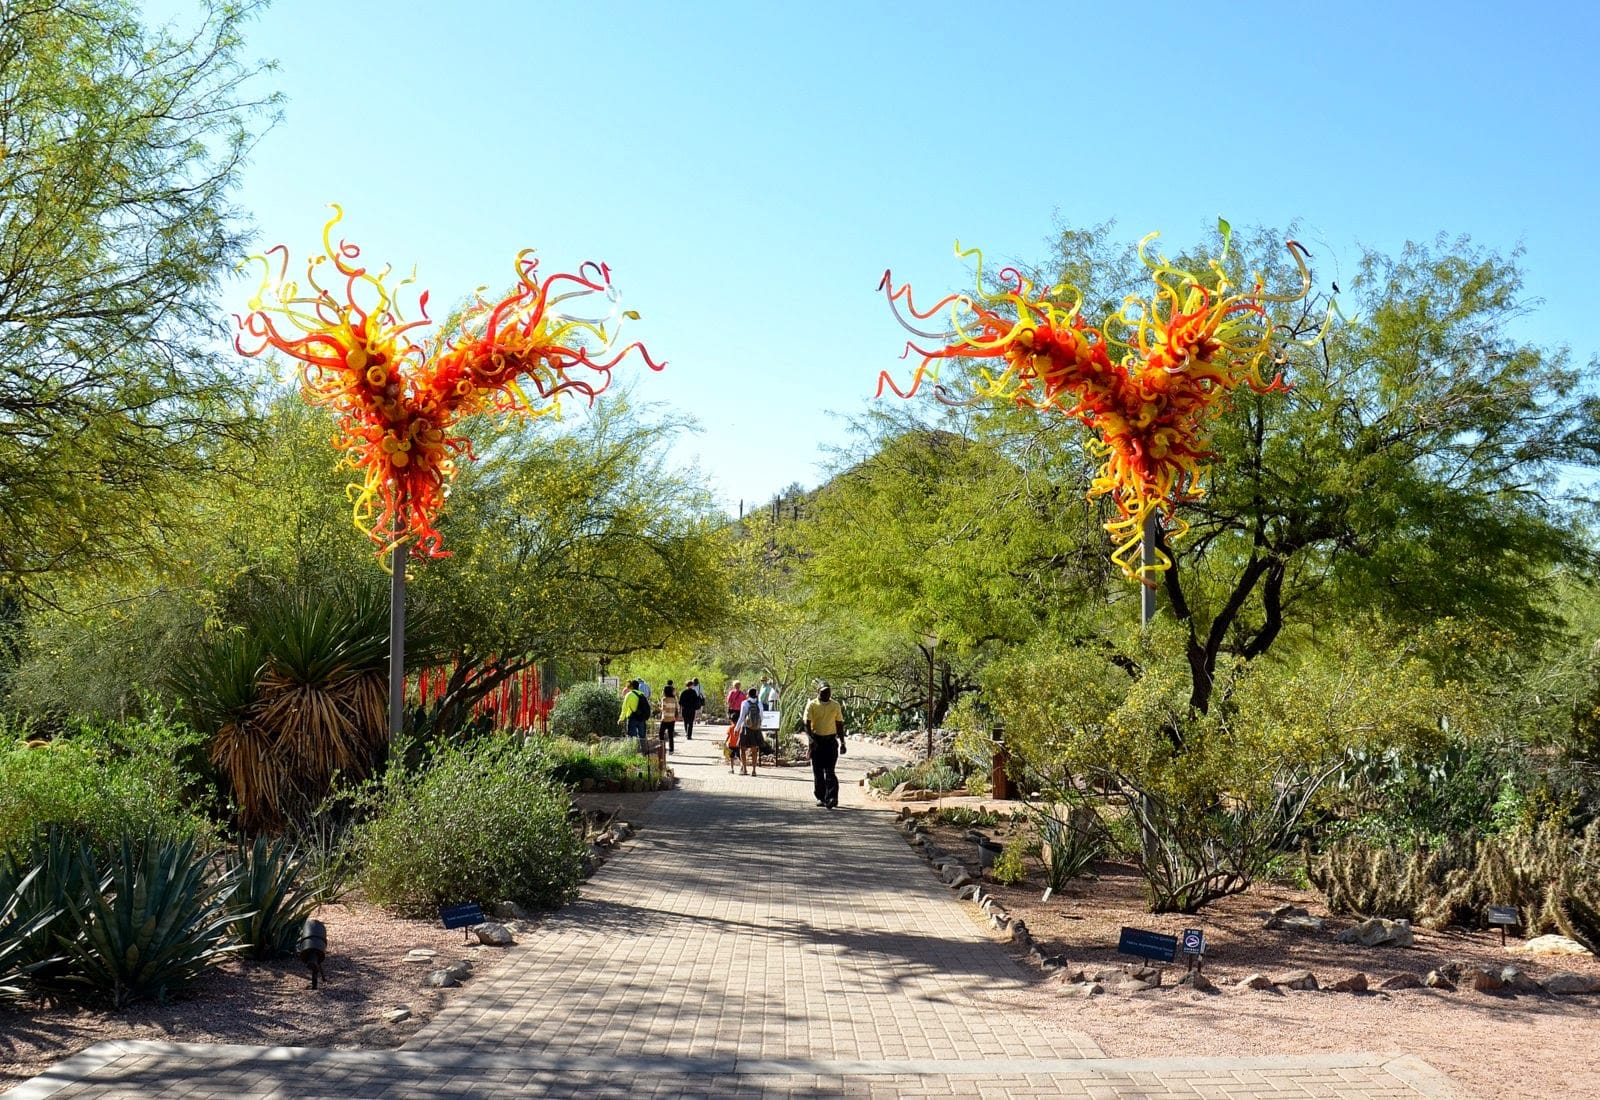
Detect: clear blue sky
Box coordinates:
(149, 0, 1600, 514)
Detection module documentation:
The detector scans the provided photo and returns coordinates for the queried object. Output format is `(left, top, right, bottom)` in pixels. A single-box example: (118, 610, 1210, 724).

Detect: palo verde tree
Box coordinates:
(0, 0, 277, 597)
(1136, 228, 1600, 713)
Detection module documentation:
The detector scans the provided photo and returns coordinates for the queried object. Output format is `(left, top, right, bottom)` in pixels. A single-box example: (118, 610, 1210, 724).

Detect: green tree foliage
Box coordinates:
(0, 1, 277, 596)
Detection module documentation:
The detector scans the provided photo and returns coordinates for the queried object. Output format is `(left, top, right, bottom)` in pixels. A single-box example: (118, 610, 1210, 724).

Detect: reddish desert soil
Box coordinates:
(0, 790, 660, 1094)
(903, 803, 1600, 1100)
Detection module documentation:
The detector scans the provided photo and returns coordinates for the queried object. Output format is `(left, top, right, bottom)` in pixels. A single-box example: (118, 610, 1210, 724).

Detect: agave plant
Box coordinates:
(0, 831, 104, 992)
(58, 832, 244, 1008)
(0, 865, 60, 998)
(174, 583, 398, 832)
(224, 835, 323, 960)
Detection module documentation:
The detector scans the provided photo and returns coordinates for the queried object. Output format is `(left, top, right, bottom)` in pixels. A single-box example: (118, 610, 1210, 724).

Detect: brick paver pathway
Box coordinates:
(5, 731, 1467, 1098)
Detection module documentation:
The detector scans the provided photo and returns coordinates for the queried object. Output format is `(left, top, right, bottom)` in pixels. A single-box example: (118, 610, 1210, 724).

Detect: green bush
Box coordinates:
(0, 716, 213, 862)
(225, 836, 323, 961)
(992, 836, 1028, 885)
(57, 833, 242, 1008)
(544, 737, 651, 788)
(867, 759, 965, 794)
(548, 682, 622, 741)
(359, 737, 585, 917)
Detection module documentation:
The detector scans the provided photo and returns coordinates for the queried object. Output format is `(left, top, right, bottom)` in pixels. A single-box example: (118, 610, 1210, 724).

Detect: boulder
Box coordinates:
(948, 872, 975, 890)
(1176, 970, 1218, 993)
(1465, 968, 1504, 994)
(1061, 981, 1104, 997)
(1271, 969, 1319, 991)
(1514, 934, 1594, 957)
(1424, 970, 1456, 991)
(1269, 914, 1328, 934)
(382, 1006, 412, 1024)
(475, 922, 516, 947)
(1498, 967, 1543, 994)
(956, 884, 980, 901)
(1328, 973, 1368, 993)
(423, 969, 460, 989)
(443, 960, 473, 981)
(1336, 918, 1415, 948)
(1237, 973, 1276, 991)
(1379, 972, 1424, 990)
(1543, 972, 1600, 995)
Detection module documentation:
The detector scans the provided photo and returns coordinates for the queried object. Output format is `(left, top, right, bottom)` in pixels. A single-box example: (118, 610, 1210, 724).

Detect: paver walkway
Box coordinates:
(6, 731, 1468, 1098)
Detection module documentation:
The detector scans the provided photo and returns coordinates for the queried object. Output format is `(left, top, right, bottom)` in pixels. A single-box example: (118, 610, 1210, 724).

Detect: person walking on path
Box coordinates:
(725, 679, 746, 723)
(736, 692, 765, 776)
(658, 682, 681, 752)
(802, 683, 846, 808)
(619, 679, 649, 754)
(680, 678, 703, 740)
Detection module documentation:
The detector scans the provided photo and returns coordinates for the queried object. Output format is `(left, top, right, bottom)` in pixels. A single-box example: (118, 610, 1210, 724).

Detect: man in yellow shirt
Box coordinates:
(802, 683, 846, 809)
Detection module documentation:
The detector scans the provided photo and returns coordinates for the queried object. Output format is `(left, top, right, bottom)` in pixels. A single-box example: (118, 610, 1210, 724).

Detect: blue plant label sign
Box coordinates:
(1181, 928, 1205, 955)
(1487, 905, 1520, 926)
(1118, 927, 1177, 963)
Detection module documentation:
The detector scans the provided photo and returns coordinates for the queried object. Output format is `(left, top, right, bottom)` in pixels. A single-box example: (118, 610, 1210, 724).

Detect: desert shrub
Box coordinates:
(548, 681, 622, 741)
(57, 832, 242, 1008)
(225, 836, 324, 960)
(991, 835, 1028, 885)
(0, 831, 102, 992)
(359, 737, 584, 917)
(0, 716, 212, 862)
(0, 864, 59, 999)
(866, 758, 964, 794)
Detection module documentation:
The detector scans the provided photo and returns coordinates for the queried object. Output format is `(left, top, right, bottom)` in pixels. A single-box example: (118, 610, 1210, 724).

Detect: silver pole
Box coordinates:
(388, 541, 408, 738)
(1140, 512, 1158, 627)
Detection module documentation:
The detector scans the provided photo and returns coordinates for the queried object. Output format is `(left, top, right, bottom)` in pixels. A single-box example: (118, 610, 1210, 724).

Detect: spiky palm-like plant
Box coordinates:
(175, 585, 394, 833)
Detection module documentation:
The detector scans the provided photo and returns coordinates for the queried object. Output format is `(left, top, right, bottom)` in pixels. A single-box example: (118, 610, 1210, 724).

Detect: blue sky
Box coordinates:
(150, 0, 1600, 513)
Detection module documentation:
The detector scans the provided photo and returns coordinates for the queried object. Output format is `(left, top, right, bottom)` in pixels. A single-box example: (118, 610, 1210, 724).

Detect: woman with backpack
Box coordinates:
(735, 691, 765, 776)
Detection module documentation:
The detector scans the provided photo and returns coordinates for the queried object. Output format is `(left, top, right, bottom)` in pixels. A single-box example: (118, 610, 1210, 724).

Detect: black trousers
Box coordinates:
(811, 736, 840, 805)
(683, 709, 698, 739)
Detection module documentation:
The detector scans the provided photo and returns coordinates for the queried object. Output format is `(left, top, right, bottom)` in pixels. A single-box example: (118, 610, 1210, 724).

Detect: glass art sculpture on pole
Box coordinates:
(876, 221, 1314, 622)
(236, 206, 662, 732)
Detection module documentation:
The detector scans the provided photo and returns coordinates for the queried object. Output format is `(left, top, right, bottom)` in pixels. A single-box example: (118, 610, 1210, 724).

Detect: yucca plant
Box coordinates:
(1038, 811, 1104, 893)
(224, 835, 323, 960)
(1, 865, 60, 998)
(174, 584, 398, 832)
(58, 832, 245, 1007)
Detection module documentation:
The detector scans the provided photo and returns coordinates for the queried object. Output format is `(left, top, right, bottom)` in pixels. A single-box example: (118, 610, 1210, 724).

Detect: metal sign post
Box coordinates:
(388, 541, 408, 739)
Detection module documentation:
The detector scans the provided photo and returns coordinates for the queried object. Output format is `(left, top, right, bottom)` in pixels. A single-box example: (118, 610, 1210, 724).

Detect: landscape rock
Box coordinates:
(1498, 967, 1543, 994)
(1543, 972, 1600, 995)
(1424, 970, 1456, 991)
(1379, 972, 1424, 990)
(475, 922, 516, 947)
(956, 884, 980, 901)
(1328, 973, 1369, 993)
(1176, 970, 1218, 993)
(406, 948, 438, 960)
(1514, 935, 1594, 957)
(989, 913, 1011, 931)
(1061, 981, 1104, 997)
(1237, 973, 1276, 991)
(443, 960, 473, 981)
(1466, 968, 1506, 993)
(948, 872, 974, 890)
(1269, 903, 1299, 918)
(1271, 969, 1319, 991)
(1270, 914, 1328, 934)
(1336, 918, 1415, 948)
(381, 1006, 412, 1024)
(614, 821, 634, 838)
(423, 969, 460, 989)
(492, 901, 530, 921)
(1008, 920, 1029, 942)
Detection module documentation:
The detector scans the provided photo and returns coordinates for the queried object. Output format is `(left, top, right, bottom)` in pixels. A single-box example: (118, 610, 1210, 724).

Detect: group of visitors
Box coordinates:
(619, 673, 847, 810)
(618, 677, 706, 754)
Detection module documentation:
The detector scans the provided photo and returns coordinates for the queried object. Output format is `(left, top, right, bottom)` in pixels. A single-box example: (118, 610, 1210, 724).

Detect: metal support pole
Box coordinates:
(1140, 512, 1159, 627)
(926, 646, 935, 761)
(388, 541, 408, 739)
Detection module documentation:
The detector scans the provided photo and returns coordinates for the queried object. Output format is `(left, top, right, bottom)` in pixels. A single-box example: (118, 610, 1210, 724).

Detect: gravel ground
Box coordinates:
(0, 790, 661, 1094)
(904, 805, 1600, 1100)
